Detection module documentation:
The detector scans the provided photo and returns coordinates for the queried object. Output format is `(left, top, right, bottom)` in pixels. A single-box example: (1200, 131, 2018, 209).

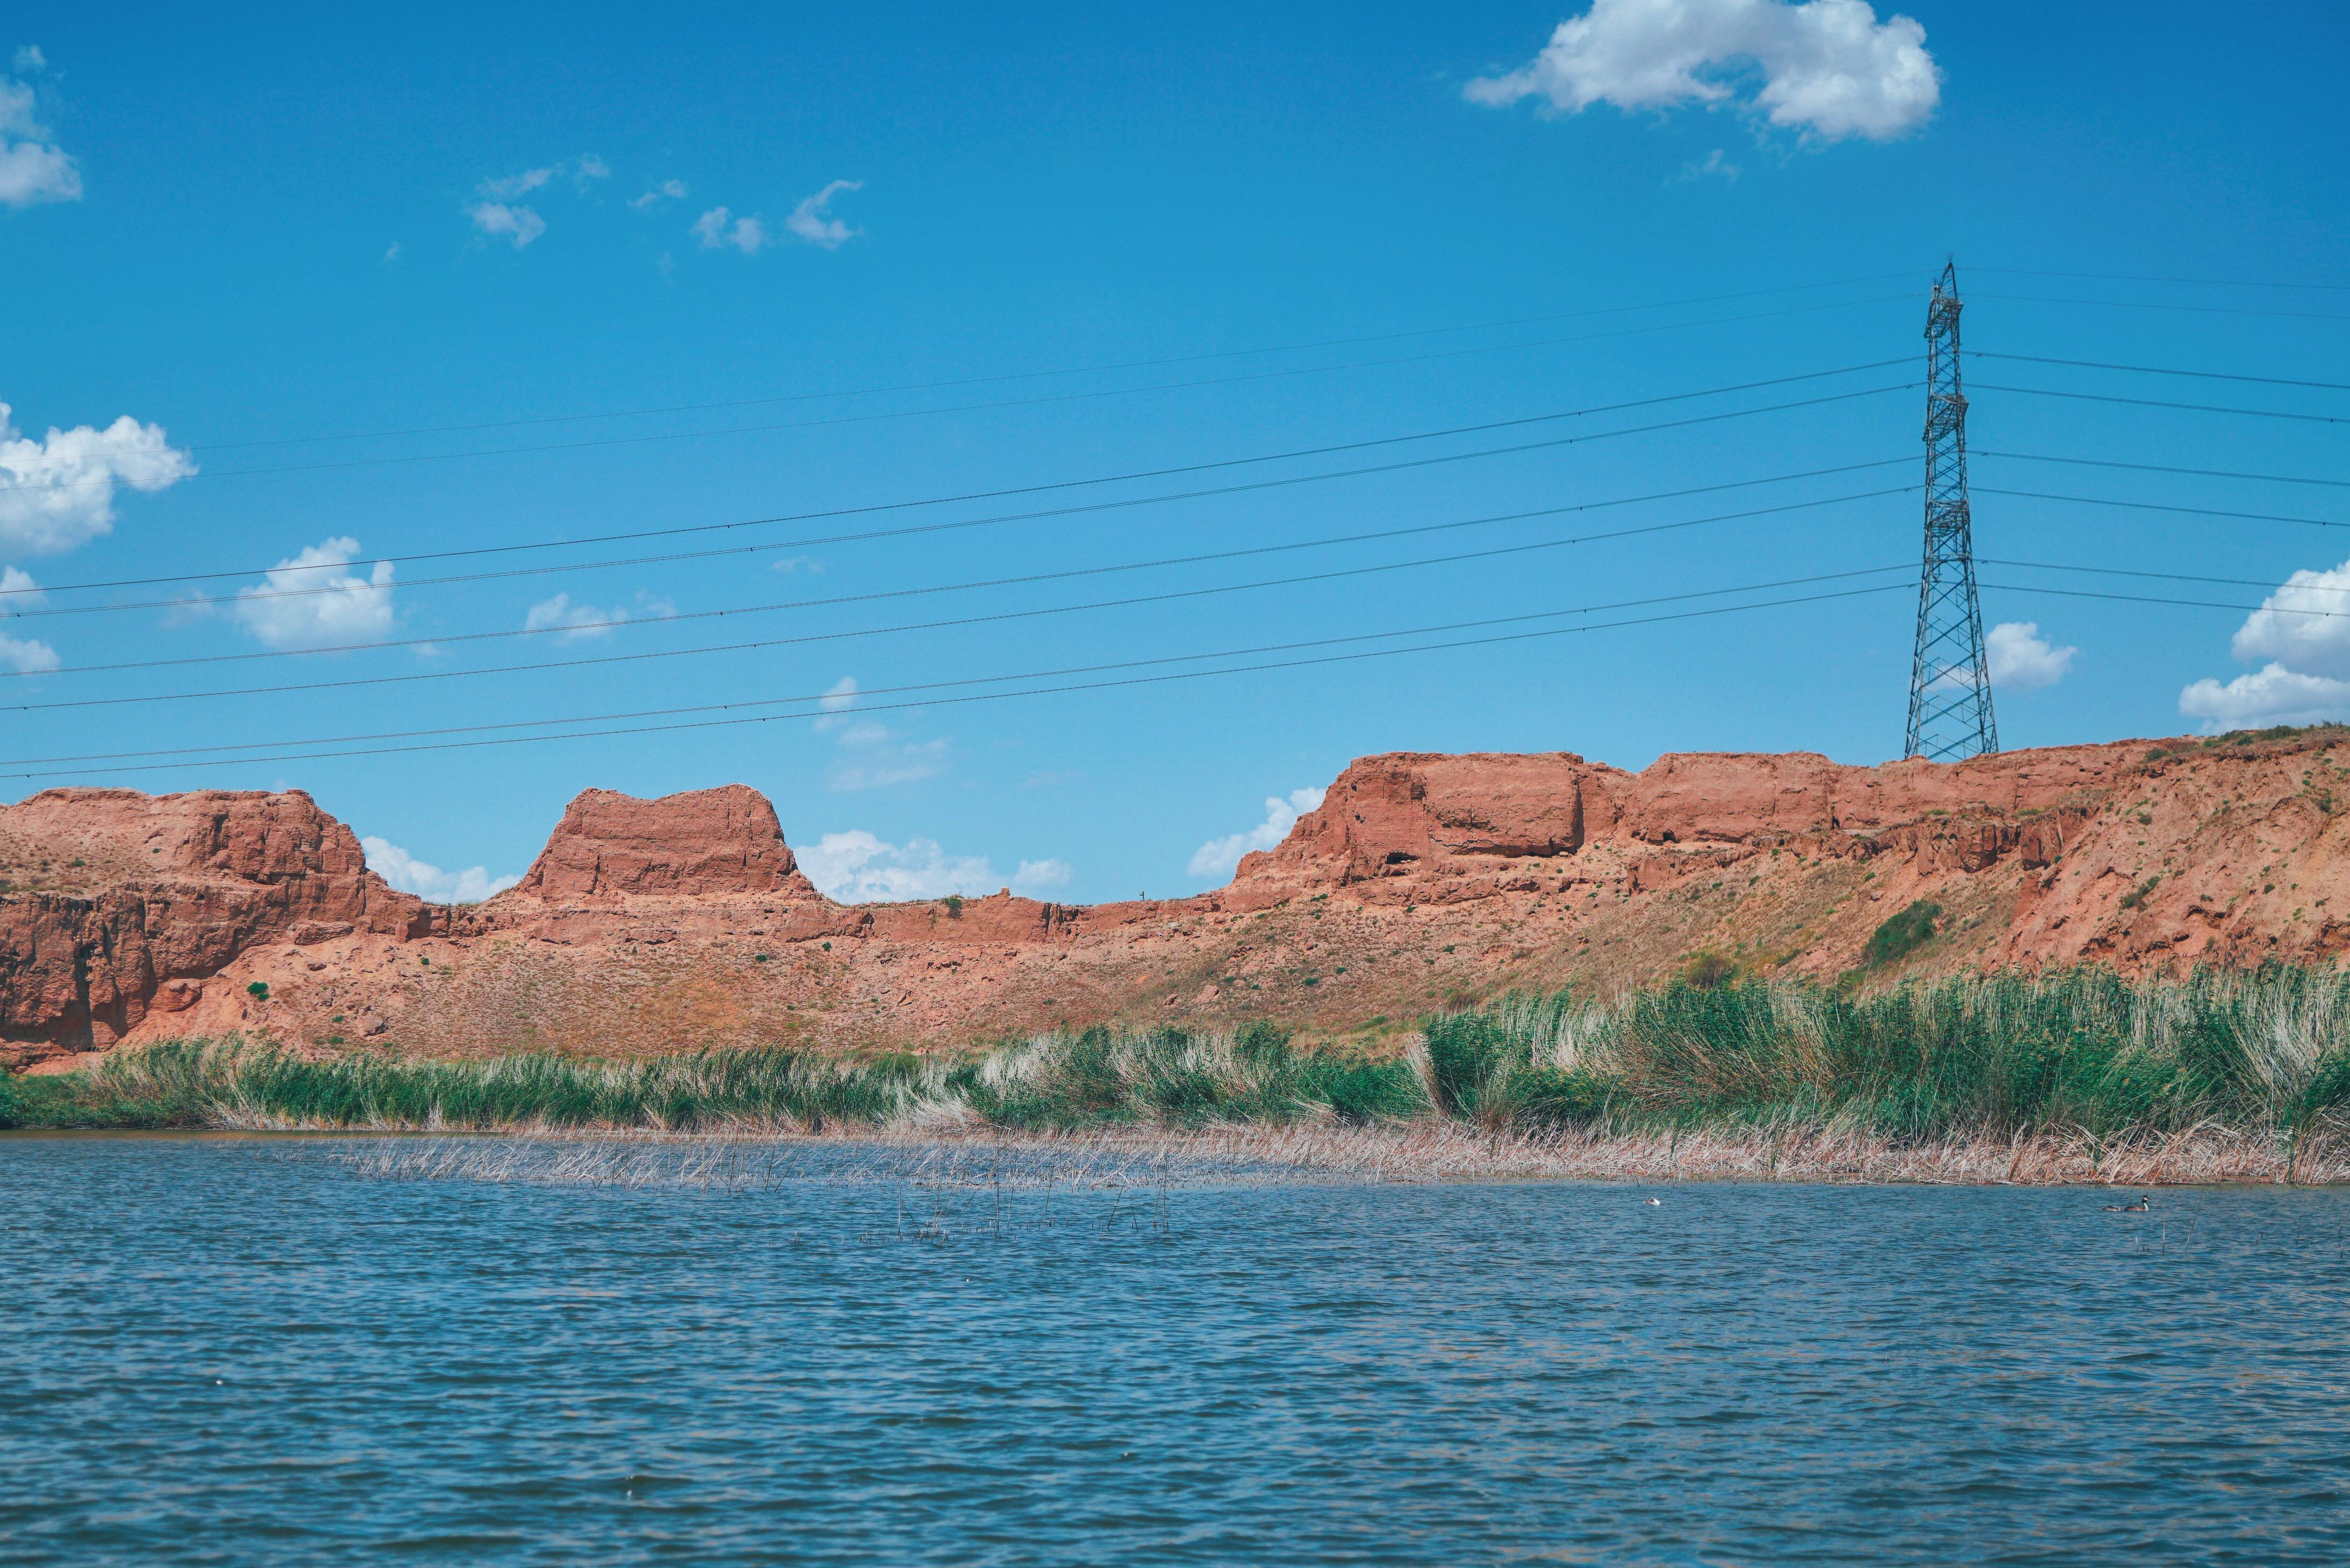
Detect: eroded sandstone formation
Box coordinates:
(6, 732, 2349, 1070)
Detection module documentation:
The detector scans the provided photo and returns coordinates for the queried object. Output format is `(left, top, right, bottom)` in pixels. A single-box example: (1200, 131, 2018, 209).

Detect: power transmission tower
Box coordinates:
(1904, 260, 1999, 760)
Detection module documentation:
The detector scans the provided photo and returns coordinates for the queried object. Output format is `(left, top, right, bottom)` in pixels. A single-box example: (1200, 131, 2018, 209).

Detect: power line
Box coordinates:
(1974, 488, 2347, 531)
(1967, 267, 2350, 295)
(1970, 382, 2350, 426)
(6, 298, 1918, 495)
(9, 456, 1916, 623)
(0, 576, 1914, 780)
(1983, 558, 2337, 593)
(1, 362, 1913, 604)
(190, 274, 1921, 452)
(1969, 351, 2350, 393)
(1982, 580, 2350, 621)
(0, 484, 1914, 702)
(1972, 451, 2350, 489)
(1970, 293, 2350, 324)
(0, 384, 1920, 671)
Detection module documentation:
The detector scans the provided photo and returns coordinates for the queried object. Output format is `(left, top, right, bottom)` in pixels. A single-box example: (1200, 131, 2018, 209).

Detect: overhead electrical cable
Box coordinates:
(1969, 351, 2350, 393)
(192, 275, 1921, 452)
(10, 459, 1915, 623)
(1982, 581, 2350, 620)
(1969, 382, 2350, 426)
(1969, 294, 2350, 324)
(4, 303, 1918, 494)
(1972, 488, 2348, 531)
(1971, 452, 2350, 489)
(0, 484, 1916, 694)
(1983, 558, 2342, 592)
(0, 487, 1909, 717)
(1967, 267, 2350, 294)
(0, 364, 1913, 604)
(0, 576, 1915, 780)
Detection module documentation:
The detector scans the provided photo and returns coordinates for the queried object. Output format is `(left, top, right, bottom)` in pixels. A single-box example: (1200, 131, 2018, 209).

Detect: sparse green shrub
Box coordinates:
(1863, 901, 1939, 967)
(246, 981, 270, 1000)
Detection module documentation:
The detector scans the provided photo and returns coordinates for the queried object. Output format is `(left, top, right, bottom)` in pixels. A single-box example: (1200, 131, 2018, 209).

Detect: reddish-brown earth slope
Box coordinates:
(6, 733, 2349, 1070)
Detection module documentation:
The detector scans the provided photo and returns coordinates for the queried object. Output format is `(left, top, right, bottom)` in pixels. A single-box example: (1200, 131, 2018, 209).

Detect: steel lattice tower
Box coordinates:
(1903, 261, 1999, 760)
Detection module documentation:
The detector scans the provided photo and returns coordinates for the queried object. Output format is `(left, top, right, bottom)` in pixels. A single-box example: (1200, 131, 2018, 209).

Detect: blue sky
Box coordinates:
(4, 1, 2347, 904)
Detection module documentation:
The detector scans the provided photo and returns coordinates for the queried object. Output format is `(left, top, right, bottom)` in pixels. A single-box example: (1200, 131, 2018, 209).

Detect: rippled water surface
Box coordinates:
(4, 1135, 2348, 1565)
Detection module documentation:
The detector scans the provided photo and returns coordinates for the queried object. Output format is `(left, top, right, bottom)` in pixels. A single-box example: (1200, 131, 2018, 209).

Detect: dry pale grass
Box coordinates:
(325, 1117, 2350, 1189)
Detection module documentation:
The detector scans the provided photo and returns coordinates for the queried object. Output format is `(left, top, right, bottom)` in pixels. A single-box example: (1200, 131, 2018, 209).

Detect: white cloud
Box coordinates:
(2227, 561, 2350, 680)
(382, 241, 401, 263)
(810, 674, 947, 788)
(1187, 787, 1326, 880)
(630, 178, 688, 209)
(362, 836, 520, 905)
(523, 588, 675, 641)
(12, 46, 46, 74)
(0, 563, 55, 672)
(572, 154, 610, 187)
(817, 674, 859, 718)
(692, 205, 771, 253)
(1677, 147, 1740, 181)
(0, 71, 78, 207)
(772, 554, 824, 574)
(1012, 858, 1074, 896)
(826, 719, 947, 791)
(1466, 0, 1940, 143)
(1985, 620, 2076, 690)
(2178, 558, 2350, 730)
(468, 201, 546, 248)
(230, 536, 396, 650)
(786, 179, 863, 249)
(0, 401, 195, 556)
(2181, 665, 2350, 732)
(478, 167, 553, 200)
(796, 830, 1064, 904)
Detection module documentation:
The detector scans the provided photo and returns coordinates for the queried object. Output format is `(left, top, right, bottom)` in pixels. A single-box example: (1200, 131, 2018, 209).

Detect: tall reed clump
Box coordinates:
(4, 1023, 1428, 1134)
(9, 966, 2350, 1146)
(1461, 966, 2350, 1145)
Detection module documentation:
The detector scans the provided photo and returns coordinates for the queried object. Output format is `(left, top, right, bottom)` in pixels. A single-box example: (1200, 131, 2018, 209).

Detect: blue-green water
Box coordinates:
(3, 1136, 2347, 1565)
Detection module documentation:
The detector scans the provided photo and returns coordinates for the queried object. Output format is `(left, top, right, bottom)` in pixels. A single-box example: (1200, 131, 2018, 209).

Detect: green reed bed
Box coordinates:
(8, 967, 2350, 1158)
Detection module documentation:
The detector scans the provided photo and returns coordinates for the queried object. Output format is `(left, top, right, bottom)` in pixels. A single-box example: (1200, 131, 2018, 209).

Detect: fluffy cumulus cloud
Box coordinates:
(0, 401, 196, 556)
(229, 536, 396, 650)
(0, 563, 56, 673)
(2180, 559, 2350, 730)
(466, 157, 604, 249)
(468, 200, 546, 248)
(692, 205, 771, 254)
(630, 178, 688, 210)
(361, 836, 520, 905)
(1985, 621, 2076, 691)
(786, 180, 862, 249)
(1, 50, 79, 208)
(1466, 0, 1940, 142)
(1187, 787, 1326, 880)
(795, 830, 1071, 904)
(522, 589, 676, 642)
(811, 675, 949, 790)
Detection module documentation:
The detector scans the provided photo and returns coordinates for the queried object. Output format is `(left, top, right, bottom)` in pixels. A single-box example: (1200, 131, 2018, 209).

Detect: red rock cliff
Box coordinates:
(9, 733, 2350, 1069)
(0, 789, 425, 1059)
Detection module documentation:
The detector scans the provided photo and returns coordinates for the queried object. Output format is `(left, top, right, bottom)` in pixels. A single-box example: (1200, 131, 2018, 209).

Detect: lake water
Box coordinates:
(3, 1135, 2347, 1565)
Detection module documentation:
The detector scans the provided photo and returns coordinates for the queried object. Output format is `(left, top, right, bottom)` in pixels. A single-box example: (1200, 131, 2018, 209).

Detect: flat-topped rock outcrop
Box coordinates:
(8, 732, 2350, 1069)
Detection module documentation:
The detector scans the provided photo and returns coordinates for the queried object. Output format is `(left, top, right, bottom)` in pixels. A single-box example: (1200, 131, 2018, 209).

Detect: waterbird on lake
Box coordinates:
(2102, 1195, 2152, 1213)
(1642, 1198, 1662, 1207)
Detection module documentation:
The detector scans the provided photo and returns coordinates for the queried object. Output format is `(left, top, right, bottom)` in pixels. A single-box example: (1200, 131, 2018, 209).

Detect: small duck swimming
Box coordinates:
(1642, 1197, 1662, 1207)
(2102, 1195, 2151, 1213)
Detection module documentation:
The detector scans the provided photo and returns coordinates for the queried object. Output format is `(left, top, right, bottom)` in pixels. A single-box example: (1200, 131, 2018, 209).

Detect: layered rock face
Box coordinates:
(0, 789, 425, 1063)
(7, 734, 2350, 1069)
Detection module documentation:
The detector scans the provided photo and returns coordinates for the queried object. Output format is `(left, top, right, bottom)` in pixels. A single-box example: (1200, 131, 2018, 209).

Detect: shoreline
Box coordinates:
(9, 1118, 2342, 1188)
